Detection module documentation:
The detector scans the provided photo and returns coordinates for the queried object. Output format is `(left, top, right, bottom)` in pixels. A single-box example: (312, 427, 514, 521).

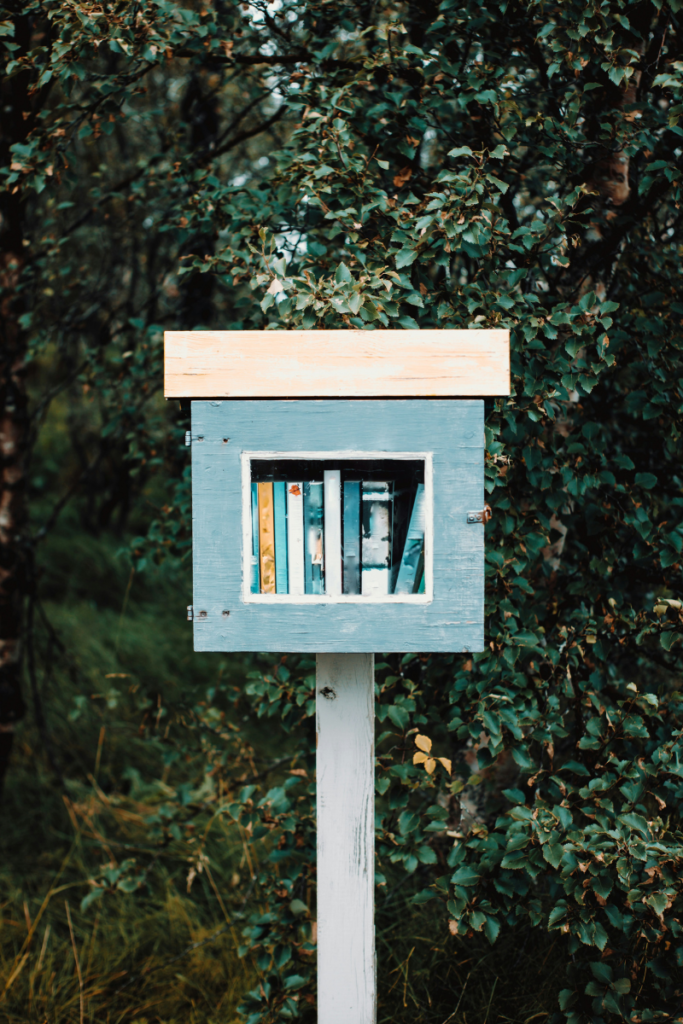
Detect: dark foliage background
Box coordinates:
(1, 1, 682, 1021)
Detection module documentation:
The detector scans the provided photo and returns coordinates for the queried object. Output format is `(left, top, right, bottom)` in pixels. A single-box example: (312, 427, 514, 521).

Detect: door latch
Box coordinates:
(467, 505, 492, 524)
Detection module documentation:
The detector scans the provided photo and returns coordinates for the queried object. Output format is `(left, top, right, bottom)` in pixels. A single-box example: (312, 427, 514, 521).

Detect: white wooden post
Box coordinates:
(316, 653, 375, 1024)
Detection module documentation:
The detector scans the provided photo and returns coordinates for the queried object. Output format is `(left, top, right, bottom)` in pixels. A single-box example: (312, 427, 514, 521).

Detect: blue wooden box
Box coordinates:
(190, 399, 484, 653)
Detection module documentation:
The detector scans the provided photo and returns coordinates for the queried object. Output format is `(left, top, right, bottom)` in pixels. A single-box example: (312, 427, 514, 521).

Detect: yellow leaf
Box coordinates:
(415, 734, 432, 753)
(438, 757, 452, 775)
(413, 752, 427, 765)
(424, 758, 436, 774)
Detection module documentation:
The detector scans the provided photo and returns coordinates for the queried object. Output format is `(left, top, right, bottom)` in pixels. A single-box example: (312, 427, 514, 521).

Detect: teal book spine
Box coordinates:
(303, 481, 324, 595)
(273, 480, 289, 594)
(342, 480, 361, 594)
(250, 482, 260, 593)
(394, 484, 426, 595)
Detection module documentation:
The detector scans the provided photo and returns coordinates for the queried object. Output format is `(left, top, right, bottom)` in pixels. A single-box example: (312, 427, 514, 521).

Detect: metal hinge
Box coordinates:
(187, 606, 209, 621)
(467, 505, 492, 524)
(185, 431, 191, 447)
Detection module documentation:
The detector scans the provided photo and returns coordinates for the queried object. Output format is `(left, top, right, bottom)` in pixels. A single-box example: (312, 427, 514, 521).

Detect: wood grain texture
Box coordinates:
(164, 329, 510, 398)
(316, 654, 375, 1024)
(191, 399, 484, 652)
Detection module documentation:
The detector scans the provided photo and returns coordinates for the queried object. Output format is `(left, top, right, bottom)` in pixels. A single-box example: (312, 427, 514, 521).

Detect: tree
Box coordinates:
(2, 0, 683, 1020)
(0, 0, 287, 786)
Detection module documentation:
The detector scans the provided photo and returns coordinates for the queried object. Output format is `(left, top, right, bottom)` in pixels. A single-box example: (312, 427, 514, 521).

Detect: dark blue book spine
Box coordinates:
(273, 480, 288, 594)
(394, 483, 426, 594)
(342, 480, 361, 594)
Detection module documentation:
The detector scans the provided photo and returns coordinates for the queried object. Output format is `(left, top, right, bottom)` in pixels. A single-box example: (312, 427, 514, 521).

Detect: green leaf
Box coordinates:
(484, 915, 501, 944)
(512, 630, 541, 647)
(593, 921, 609, 951)
(395, 249, 418, 269)
(548, 904, 567, 927)
(412, 887, 438, 904)
(284, 974, 307, 989)
(558, 989, 576, 1011)
(590, 961, 612, 984)
(661, 631, 679, 651)
(647, 892, 669, 917)
(335, 262, 352, 284)
(450, 866, 480, 886)
(486, 173, 509, 193)
(619, 812, 649, 835)
(635, 472, 658, 489)
(502, 788, 526, 804)
(542, 843, 563, 869)
(398, 811, 420, 835)
(387, 703, 410, 730)
(469, 910, 486, 931)
(80, 887, 104, 912)
(397, 315, 420, 329)
(612, 978, 631, 995)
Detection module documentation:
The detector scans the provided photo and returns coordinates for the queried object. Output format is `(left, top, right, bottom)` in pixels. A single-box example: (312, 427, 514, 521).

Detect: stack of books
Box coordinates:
(250, 469, 426, 597)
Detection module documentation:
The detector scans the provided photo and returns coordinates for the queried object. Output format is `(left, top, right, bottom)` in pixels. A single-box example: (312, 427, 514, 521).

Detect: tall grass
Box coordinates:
(0, 518, 256, 1023)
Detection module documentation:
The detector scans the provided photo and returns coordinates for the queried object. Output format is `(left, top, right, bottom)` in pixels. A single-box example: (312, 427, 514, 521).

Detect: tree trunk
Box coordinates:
(0, 15, 34, 792)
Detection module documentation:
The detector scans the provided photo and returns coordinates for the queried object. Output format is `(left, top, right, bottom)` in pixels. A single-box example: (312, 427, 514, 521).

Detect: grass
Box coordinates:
(0, 867, 246, 1023)
(0, 514, 257, 1023)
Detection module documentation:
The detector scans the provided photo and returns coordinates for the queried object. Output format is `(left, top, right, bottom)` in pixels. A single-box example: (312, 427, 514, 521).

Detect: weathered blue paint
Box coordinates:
(191, 400, 484, 653)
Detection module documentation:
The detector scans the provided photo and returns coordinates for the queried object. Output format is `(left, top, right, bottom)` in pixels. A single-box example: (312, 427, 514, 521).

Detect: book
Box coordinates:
(303, 481, 324, 595)
(394, 484, 426, 594)
(361, 481, 392, 596)
(388, 484, 411, 593)
(342, 480, 361, 594)
(324, 469, 342, 597)
(257, 482, 276, 593)
(416, 554, 426, 594)
(250, 482, 260, 593)
(273, 480, 289, 594)
(287, 482, 305, 596)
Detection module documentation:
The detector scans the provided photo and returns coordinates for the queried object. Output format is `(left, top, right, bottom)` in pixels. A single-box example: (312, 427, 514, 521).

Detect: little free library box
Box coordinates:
(164, 328, 511, 654)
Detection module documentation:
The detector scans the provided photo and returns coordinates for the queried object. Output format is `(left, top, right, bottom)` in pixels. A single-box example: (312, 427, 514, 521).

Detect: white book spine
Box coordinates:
(361, 483, 392, 597)
(323, 469, 342, 597)
(287, 483, 305, 596)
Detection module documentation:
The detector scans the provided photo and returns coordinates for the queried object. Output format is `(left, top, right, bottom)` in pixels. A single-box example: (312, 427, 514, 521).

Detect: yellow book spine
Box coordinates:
(258, 482, 276, 594)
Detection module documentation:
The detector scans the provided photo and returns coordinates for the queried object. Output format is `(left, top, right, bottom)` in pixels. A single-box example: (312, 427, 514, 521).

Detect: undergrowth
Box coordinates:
(0, 512, 569, 1023)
